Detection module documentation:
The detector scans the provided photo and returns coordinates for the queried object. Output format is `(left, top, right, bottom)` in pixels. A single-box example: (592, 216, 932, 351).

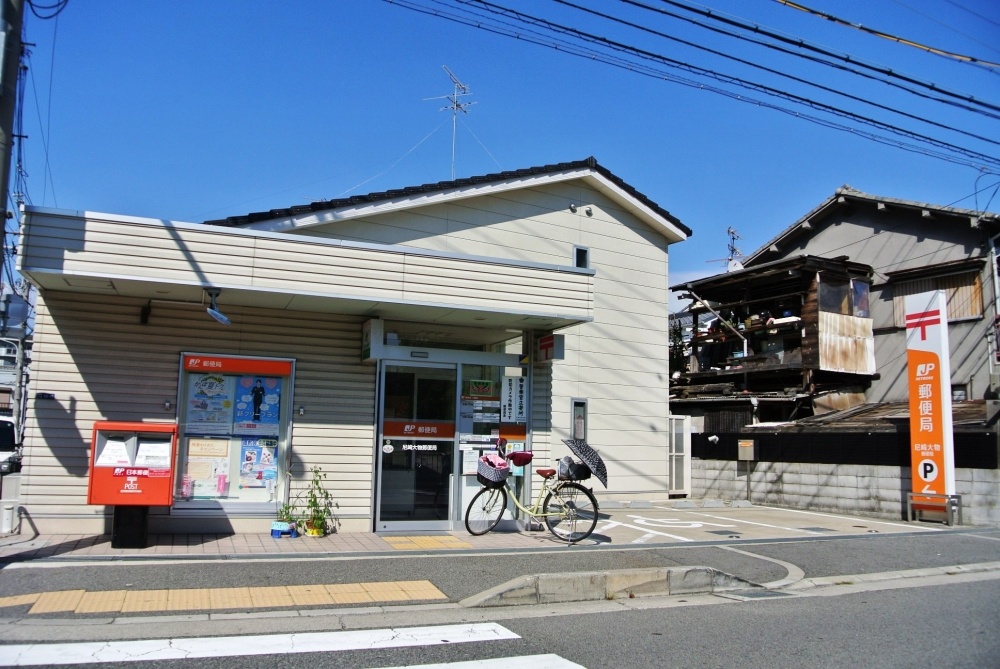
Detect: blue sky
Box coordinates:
(13, 1, 1000, 310)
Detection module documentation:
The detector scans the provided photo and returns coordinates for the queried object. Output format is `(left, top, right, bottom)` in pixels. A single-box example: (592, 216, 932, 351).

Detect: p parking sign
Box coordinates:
(904, 291, 955, 497)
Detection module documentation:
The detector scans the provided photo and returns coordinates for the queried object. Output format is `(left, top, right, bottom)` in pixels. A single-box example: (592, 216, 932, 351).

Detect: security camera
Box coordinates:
(708, 435, 719, 444)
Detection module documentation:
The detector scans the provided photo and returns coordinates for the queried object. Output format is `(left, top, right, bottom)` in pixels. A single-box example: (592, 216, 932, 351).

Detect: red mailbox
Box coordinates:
(88, 421, 178, 507)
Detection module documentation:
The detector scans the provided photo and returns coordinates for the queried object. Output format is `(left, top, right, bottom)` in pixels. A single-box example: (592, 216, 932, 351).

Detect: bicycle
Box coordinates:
(464, 439, 600, 543)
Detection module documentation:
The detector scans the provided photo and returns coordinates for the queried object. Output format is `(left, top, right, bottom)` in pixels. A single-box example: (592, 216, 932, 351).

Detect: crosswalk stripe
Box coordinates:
(0, 623, 520, 667)
(381, 654, 586, 668)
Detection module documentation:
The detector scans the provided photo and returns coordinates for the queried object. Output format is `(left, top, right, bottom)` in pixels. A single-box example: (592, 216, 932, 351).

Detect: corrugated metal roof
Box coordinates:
(204, 156, 692, 236)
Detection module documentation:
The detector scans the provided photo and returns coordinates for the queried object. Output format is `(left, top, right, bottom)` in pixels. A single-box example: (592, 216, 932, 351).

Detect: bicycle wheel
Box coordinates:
(543, 482, 599, 542)
(465, 486, 508, 535)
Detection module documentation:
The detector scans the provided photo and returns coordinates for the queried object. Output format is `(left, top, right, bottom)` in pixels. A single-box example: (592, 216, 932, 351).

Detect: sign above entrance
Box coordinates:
(535, 334, 565, 363)
(905, 290, 955, 497)
(383, 420, 456, 439)
(182, 355, 292, 376)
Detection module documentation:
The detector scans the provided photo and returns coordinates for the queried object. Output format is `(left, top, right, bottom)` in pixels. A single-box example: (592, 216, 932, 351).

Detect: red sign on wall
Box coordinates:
(182, 355, 293, 376)
(382, 420, 456, 438)
(88, 421, 178, 506)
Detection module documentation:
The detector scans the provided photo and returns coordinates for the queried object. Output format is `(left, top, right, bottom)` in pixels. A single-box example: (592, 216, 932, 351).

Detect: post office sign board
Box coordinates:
(88, 421, 178, 506)
(905, 290, 955, 497)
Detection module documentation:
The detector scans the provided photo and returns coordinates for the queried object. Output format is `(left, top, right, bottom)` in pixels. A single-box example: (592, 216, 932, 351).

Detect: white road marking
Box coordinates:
(720, 545, 806, 588)
(595, 520, 693, 542)
(632, 533, 657, 544)
(756, 506, 944, 531)
(686, 512, 825, 535)
(627, 514, 736, 529)
(0, 623, 519, 667)
(382, 654, 586, 668)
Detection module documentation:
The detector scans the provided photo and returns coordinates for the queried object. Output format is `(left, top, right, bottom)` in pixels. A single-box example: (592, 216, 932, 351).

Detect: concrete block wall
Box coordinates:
(693, 459, 1000, 526)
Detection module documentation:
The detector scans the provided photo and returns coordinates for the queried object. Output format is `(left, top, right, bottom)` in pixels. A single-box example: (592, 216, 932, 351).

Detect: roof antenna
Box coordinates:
(705, 227, 744, 272)
(425, 65, 476, 180)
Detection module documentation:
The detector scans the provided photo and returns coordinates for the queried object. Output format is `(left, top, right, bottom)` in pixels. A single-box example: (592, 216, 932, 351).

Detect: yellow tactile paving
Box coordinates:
(286, 584, 336, 607)
(383, 536, 473, 550)
(2, 580, 446, 615)
(360, 582, 408, 601)
(121, 589, 170, 613)
(0, 593, 39, 609)
(397, 580, 448, 599)
(208, 586, 255, 610)
(76, 590, 127, 614)
(28, 590, 85, 614)
(166, 588, 213, 611)
(325, 583, 375, 604)
(249, 586, 296, 608)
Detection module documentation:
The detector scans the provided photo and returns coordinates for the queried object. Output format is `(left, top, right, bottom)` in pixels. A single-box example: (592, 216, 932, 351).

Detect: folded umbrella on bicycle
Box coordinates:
(562, 438, 608, 487)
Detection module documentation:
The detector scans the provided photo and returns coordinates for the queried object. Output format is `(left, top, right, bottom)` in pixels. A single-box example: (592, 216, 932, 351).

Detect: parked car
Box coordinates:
(0, 417, 20, 474)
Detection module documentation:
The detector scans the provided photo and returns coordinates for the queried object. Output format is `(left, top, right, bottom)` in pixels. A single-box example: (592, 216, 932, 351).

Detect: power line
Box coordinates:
(891, 0, 1000, 58)
(650, 0, 1000, 114)
(26, 0, 69, 21)
(554, 0, 1000, 149)
(773, 0, 1000, 70)
(401, 0, 999, 170)
(617, 0, 1000, 121)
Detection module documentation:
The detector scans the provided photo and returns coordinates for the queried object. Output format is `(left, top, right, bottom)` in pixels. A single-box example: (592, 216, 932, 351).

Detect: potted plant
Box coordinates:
(271, 502, 298, 538)
(300, 466, 334, 536)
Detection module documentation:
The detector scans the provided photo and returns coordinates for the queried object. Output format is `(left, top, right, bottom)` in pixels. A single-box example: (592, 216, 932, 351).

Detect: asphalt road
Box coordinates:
(1, 509, 998, 667)
(2, 579, 997, 668)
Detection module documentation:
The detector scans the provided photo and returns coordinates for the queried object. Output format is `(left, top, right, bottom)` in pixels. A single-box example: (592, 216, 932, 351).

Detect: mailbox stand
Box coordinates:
(737, 439, 757, 502)
(88, 422, 177, 549)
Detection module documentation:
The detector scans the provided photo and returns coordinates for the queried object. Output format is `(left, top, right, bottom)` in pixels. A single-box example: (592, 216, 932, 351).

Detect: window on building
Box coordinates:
(574, 246, 589, 269)
(571, 399, 587, 441)
(892, 270, 983, 327)
(819, 275, 871, 317)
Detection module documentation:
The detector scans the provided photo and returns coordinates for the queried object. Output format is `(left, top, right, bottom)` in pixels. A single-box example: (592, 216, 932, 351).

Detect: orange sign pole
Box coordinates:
(904, 291, 955, 499)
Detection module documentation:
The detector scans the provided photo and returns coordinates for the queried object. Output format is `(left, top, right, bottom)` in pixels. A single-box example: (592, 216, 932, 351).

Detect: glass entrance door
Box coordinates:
(376, 364, 457, 531)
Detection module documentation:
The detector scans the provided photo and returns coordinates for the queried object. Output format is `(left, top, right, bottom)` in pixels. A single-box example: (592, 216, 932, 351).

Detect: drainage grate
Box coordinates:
(707, 530, 739, 536)
(799, 527, 836, 532)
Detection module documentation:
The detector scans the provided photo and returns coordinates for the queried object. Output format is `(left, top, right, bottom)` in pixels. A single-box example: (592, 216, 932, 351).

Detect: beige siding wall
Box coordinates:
(22, 291, 376, 533)
(21, 211, 593, 321)
(304, 181, 674, 497)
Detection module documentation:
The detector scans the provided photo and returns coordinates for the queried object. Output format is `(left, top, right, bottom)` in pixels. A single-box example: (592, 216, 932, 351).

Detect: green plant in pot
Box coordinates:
(300, 466, 334, 536)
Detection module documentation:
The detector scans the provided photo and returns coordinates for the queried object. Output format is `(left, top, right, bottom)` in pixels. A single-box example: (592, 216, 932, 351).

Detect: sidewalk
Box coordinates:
(0, 500, 952, 562)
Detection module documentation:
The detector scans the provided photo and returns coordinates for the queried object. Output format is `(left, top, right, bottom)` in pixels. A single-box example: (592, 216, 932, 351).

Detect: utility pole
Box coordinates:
(0, 0, 22, 223)
(0, 1, 24, 441)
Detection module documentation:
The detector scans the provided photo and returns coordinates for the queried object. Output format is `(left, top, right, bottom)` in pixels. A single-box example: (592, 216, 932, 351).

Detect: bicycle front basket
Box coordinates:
(477, 455, 510, 488)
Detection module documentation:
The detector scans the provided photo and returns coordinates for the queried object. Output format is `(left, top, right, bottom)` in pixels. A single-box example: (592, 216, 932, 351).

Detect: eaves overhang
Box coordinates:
(18, 206, 595, 334)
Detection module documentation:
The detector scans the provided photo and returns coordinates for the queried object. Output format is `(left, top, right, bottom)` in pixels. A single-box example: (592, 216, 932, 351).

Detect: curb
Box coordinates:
(784, 560, 1000, 591)
(459, 566, 760, 607)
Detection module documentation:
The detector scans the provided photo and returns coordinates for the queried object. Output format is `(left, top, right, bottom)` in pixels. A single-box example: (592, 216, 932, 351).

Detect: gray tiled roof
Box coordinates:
(205, 156, 692, 235)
